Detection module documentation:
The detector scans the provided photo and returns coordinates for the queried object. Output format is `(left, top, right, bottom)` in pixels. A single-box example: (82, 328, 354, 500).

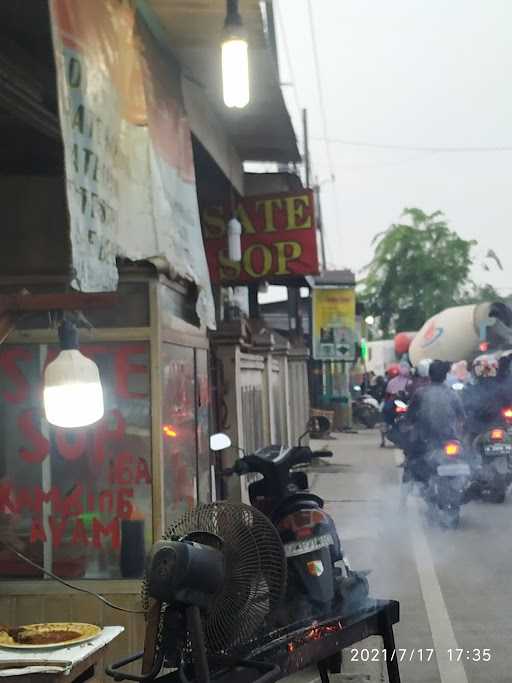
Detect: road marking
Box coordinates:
(393, 450, 468, 682)
(408, 496, 469, 683)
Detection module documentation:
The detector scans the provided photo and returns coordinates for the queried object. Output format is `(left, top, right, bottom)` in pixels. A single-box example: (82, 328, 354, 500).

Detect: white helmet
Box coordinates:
(416, 358, 432, 378)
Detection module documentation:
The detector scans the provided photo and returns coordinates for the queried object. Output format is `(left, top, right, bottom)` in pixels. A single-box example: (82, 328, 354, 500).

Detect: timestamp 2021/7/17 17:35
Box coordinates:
(349, 648, 493, 663)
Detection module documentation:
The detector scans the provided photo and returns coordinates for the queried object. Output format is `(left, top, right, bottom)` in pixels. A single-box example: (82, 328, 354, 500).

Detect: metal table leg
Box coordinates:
(380, 610, 401, 683)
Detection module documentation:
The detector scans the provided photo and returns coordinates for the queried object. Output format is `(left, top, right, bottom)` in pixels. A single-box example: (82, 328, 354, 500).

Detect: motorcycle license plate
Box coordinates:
(284, 533, 334, 558)
(483, 443, 512, 456)
(437, 463, 471, 477)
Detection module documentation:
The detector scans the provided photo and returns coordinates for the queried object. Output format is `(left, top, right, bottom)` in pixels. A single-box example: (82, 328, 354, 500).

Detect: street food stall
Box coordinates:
(0, 272, 212, 677)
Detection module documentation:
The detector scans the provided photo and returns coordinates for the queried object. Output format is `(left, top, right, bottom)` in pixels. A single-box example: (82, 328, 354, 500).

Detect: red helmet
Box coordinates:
(386, 363, 401, 378)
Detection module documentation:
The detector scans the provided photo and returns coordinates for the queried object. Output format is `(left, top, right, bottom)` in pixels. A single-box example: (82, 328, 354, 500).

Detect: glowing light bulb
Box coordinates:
(221, 1, 250, 108)
(43, 321, 104, 429)
(222, 37, 250, 108)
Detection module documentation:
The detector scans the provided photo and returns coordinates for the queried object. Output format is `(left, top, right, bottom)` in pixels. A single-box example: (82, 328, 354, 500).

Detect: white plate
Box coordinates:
(0, 624, 102, 650)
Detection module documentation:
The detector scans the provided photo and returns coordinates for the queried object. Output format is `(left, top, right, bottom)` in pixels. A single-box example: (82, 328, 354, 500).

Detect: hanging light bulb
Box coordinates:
(227, 217, 242, 261)
(43, 319, 104, 429)
(222, 0, 250, 108)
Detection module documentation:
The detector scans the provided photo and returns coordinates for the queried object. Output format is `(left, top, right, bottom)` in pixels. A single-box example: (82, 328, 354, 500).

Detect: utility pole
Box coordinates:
(314, 180, 327, 272)
(287, 108, 311, 341)
(302, 108, 310, 187)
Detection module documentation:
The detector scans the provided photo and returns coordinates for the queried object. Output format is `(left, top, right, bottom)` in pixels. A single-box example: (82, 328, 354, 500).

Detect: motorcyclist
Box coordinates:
(404, 360, 466, 483)
(446, 360, 470, 387)
(407, 358, 431, 398)
(381, 363, 410, 447)
(496, 353, 512, 405)
(385, 363, 410, 398)
(370, 374, 386, 402)
(462, 355, 502, 438)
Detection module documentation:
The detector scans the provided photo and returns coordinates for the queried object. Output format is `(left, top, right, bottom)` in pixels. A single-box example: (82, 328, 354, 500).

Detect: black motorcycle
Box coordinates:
(380, 396, 408, 448)
(212, 419, 369, 619)
(404, 439, 471, 528)
(471, 405, 512, 503)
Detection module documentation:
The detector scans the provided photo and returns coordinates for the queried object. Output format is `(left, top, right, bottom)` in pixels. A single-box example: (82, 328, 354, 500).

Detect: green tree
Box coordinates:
(359, 208, 500, 336)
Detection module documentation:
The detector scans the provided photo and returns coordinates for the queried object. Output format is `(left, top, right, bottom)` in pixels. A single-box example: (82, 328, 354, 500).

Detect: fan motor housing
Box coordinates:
(146, 540, 225, 609)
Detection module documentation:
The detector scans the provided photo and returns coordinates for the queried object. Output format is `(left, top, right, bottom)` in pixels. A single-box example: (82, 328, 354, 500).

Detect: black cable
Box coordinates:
(2, 540, 145, 615)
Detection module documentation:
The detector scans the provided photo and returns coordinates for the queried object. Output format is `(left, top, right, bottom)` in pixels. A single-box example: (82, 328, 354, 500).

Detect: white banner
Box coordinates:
(49, 0, 215, 328)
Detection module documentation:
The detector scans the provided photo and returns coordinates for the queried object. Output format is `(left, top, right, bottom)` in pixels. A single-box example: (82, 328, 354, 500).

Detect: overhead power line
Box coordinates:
(307, 0, 335, 179)
(306, 0, 341, 260)
(275, 1, 302, 120)
(311, 137, 512, 153)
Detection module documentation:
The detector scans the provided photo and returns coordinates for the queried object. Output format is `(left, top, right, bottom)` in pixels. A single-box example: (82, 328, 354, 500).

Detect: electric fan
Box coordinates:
(134, 502, 287, 682)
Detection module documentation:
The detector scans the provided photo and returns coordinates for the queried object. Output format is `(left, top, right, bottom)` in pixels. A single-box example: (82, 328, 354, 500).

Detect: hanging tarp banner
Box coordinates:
(49, 0, 215, 327)
(201, 190, 319, 284)
(312, 287, 356, 361)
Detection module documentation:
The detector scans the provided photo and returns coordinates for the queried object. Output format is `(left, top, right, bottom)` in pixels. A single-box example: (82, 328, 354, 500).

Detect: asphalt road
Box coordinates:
(304, 430, 512, 683)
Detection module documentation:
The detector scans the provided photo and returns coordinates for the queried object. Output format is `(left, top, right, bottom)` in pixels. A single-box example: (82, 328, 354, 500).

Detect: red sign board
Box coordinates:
(201, 190, 319, 284)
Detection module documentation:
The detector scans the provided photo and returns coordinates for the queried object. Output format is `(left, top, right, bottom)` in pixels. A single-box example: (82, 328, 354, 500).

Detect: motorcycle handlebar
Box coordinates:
(222, 460, 251, 477)
(312, 450, 333, 458)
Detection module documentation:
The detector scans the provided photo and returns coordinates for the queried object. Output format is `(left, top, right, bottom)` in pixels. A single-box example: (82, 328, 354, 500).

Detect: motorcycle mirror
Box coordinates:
(210, 433, 232, 451)
(452, 382, 465, 391)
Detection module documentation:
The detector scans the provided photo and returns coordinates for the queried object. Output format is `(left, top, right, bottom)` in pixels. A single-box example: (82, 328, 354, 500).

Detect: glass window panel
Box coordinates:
(0, 342, 151, 579)
(195, 349, 211, 503)
(161, 344, 197, 526)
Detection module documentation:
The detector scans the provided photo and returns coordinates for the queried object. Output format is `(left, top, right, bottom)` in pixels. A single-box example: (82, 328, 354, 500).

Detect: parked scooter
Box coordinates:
(405, 439, 471, 528)
(471, 405, 512, 503)
(352, 385, 380, 428)
(211, 419, 369, 620)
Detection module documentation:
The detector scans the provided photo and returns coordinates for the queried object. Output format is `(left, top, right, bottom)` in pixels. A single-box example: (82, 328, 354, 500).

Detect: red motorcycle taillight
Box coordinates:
(443, 441, 461, 458)
(502, 407, 512, 423)
(395, 406, 408, 414)
(490, 428, 505, 442)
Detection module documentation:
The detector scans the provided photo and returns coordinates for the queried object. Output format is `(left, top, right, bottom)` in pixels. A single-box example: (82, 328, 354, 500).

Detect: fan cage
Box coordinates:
(141, 502, 287, 656)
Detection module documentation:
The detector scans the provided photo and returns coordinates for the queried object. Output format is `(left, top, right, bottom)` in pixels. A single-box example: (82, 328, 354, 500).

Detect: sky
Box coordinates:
(269, 0, 512, 298)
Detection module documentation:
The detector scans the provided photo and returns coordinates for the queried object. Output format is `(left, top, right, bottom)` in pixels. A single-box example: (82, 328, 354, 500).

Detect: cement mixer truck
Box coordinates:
(409, 302, 512, 366)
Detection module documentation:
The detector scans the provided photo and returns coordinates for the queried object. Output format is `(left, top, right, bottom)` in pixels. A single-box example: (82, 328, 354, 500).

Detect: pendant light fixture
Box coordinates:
(43, 319, 104, 429)
(227, 217, 242, 261)
(221, 0, 250, 108)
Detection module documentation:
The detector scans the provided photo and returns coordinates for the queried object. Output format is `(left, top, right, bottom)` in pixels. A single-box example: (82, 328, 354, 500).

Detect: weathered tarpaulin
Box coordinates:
(49, 0, 215, 328)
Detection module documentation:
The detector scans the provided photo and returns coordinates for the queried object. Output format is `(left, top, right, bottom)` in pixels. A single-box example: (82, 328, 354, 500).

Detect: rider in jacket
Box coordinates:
(404, 360, 466, 482)
(462, 356, 502, 438)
